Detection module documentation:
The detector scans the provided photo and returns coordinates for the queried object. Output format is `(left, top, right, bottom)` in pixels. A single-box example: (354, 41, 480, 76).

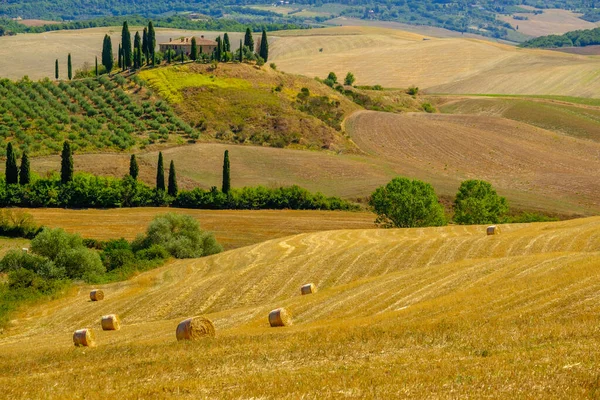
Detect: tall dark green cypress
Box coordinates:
(190, 37, 198, 61)
(239, 39, 243, 62)
(222, 150, 230, 194)
(168, 160, 178, 197)
(121, 21, 132, 69)
(223, 33, 231, 52)
(133, 31, 142, 69)
(60, 141, 73, 184)
(142, 27, 149, 65)
(244, 28, 254, 52)
(102, 34, 113, 74)
(118, 43, 122, 69)
(5, 143, 18, 185)
(19, 152, 30, 185)
(259, 30, 269, 62)
(181, 51, 184, 64)
(95, 56, 98, 77)
(215, 36, 222, 61)
(55, 59, 59, 79)
(148, 21, 156, 66)
(129, 154, 139, 180)
(167, 49, 171, 64)
(67, 53, 72, 80)
(156, 152, 165, 191)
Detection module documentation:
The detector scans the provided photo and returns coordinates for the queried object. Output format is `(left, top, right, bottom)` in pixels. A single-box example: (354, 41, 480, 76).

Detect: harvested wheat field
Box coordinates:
(499, 9, 600, 38)
(345, 110, 600, 215)
(2, 217, 600, 397)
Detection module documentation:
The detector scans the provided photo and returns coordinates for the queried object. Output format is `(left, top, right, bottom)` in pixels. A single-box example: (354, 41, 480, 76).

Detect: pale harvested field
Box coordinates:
(21, 208, 375, 250)
(2, 217, 600, 397)
(345, 110, 600, 214)
(499, 9, 599, 37)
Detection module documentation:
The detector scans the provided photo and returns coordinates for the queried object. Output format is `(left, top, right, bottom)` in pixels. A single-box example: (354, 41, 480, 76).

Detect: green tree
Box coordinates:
(344, 72, 355, 86)
(222, 149, 231, 194)
(223, 32, 231, 52)
(60, 141, 73, 184)
(239, 39, 243, 62)
(19, 152, 30, 185)
(133, 31, 142, 69)
(148, 21, 156, 66)
(95, 56, 98, 77)
(156, 152, 165, 191)
(55, 59, 59, 79)
(327, 72, 338, 83)
(167, 48, 172, 64)
(129, 154, 139, 180)
(118, 43, 122, 69)
(5, 143, 18, 185)
(259, 29, 269, 61)
(215, 36, 222, 61)
(453, 180, 508, 225)
(121, 21, 132, 69)
(102, 34, 113, 74)
(190, 37, 198, 61)
(369, 177, 446, 228)
(67, 53, 72, 80)
(142, 27, 149, 64)
(168, 160, 178, 197)
(244, 27, 254, 51)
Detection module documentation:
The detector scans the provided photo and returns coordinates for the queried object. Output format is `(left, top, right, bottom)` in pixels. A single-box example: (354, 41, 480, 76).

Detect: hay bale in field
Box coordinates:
(301, 283, 316, 295)
(269, 308, 292, 327)
(486, 225, 500, 236)
(90, 289, 104, 301)
(176, 316, 215, 341)
(73, 328, 95, 347)
(101, 314, 121, 331)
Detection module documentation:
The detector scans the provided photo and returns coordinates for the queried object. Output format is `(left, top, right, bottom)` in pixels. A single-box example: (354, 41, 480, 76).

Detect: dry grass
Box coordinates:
(2, 217, 600, 397)
(499, 9, 600, 37)
(0, 237, 30, 258)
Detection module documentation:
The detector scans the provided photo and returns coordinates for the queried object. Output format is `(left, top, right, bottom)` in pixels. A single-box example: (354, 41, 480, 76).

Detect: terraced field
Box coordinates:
(2, 217, 600, 397)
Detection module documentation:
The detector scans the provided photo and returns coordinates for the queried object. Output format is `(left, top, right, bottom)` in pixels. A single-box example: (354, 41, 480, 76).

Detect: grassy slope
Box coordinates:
(2, 217, 600, 397)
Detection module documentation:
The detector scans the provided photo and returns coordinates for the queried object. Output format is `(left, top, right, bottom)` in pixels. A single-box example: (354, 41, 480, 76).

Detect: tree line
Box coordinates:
(521, 26, 600, 48)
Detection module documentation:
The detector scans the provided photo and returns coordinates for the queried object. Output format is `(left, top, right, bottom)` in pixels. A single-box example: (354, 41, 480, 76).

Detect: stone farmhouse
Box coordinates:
(159, 36, 217, 56)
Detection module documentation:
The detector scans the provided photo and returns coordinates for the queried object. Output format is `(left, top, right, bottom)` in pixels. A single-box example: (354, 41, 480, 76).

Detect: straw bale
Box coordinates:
(269, 308, 292, 327)
(101, 314, 121, 331)
(486, 225, 500, 235)
(90, 289, 104, 301)
(301, 283, 316, 295)
(73, 328, 95, 347)
(176, 316, 215, 341)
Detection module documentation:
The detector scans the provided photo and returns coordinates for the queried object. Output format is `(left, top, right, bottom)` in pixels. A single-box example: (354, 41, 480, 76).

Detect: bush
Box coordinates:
(453, 180, 508, 225)
(0, 249, 64, 280)
(407, 86, 419, 95)
(369, 177, 446, 228)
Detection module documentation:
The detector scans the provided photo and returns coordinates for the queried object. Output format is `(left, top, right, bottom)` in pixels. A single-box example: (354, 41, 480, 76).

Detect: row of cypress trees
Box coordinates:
(101, 21, 156, 75)
(54, 54, 73, 80)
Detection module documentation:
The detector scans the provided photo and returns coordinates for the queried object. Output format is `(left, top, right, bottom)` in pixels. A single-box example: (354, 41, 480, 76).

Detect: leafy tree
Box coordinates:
(327, 72, 338, 83)
(344, 72, 355, 86)
(142, 27, 149, 64)
(67, 53, 72, 80)
(244, 27, 254, 51)
(121, 21, 132, 69)
(102, 34, 113, 74)
(369, 177, 446, 228)
(190, 37, 198, 61)
(168, 160, 178, 197)
(259, 29, 269, 61)
(19, 152, 30, 185)
(156, 151, 165, 191)
(129, 154, 139, 180)
(133, 31, 142, 69)
(55, 59, 58, 79)
(453, 180, 508, 225)
(5, 143, 18, 185)
(148, 21, 156, 65)
(222, 149, 231, 194)
(223, 32, 231, 52)
(60, 141, 73, 184)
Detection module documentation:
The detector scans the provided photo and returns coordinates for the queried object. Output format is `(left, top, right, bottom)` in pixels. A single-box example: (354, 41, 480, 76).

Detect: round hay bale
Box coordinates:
(176, 316, 215, 341)
(90, 289, 104, 301)
(486, 225, 500, 236)
(300, 283, 316, 295)
(73, 328, 95, 347)
(101, 314, 121, 331)
(269, 308, 292, 327)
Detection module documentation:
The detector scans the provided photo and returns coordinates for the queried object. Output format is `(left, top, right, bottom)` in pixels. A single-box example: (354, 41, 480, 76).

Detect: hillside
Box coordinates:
(2, 217, 600, 397)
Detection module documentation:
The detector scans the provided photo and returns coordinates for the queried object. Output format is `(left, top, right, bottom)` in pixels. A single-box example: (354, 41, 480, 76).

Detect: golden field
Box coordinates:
(1, 217, 600, 398)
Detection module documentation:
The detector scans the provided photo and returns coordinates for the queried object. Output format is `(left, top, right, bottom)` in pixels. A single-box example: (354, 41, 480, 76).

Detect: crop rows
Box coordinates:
(0, 76, 197, 155)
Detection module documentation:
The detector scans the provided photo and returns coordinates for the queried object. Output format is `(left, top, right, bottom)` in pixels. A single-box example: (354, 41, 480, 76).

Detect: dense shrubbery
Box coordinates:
(521, 27, 600, 48)
(0, 209, 42, 238)
(453, 180, 508, 225)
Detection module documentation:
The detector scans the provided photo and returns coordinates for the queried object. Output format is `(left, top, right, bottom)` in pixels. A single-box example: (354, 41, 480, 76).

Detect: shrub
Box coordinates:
(269, 63, 277, 70)
(344, 72, 356, 86)
(369, 177, 446, 228)
(453, 180, 508, 225)
(422, 103, 435, 113)
(407, 85, 419, 95)
(0, 249, 64, 280)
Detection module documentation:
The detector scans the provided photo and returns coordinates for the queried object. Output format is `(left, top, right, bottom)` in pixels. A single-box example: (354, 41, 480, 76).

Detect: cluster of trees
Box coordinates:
(521, 26, 600, 48)
(370, 177, 509, 228)
(99, 21, 156, 74)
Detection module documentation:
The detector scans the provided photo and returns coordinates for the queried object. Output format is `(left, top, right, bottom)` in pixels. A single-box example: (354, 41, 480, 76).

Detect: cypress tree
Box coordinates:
(142, 27, 149, 65)
(239, 39, 243, 62)
(102, 34, 113, 75)
(60, 141, 73, 184)
(67, 53, 72, 80)
(168, 160, 178, 197)
(133, 31, 142, 69)
(118, 43, 122, 69)
(181, 51, 185, 64)
(215, 36, 222, 61)
(167, 49, 171, 64)
(148, 21, 156, 66)
(156, 152, 165, 191)
(129, 154, 139, 180)
(95, 56, 98, 77)
(5, 143, 18, 185)
(259, 30, 269, 62)
(19, 152, 30, 185)
(244, 28, 254, 52)
(121, 21, 132, 69)
(190, 37, 198, 61)
(55, 59, 59, 79)
(223, 33, 231, 52)
(222, 150, 230, 194)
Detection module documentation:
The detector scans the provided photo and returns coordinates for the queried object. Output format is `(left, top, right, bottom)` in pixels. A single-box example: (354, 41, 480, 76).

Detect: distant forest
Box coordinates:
(521, 27, 600, 48)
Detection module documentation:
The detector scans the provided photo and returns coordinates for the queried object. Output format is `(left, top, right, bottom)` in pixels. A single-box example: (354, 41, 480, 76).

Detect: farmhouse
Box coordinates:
(159, 36, 217, 56)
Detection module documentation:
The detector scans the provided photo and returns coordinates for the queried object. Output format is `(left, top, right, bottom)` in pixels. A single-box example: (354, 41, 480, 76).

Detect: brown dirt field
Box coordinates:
(549, 45, 600, 55)
(17, 19, 61, 27)
(345, 110, 600, 214)
(21, 208, 375, 250)
(499, 9, 599, 38)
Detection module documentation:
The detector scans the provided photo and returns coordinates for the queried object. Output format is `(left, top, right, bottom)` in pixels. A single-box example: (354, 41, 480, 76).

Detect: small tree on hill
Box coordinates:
(190, 37, 198, 61)
(453, 180, 508, 225)
(142, 27, 149, 64)
(129, 154, 139, 180)
(55, 59, 59, 79)
(67, 53, 72, 80)
(133, 31, 142, 69)
(156, 152, 165, 191)
(168, 160, 178, 197)
(95, 56, 99, 77)
(148, 21, 156, 66)
(344, 72, 355, 86)
(121, 21, 132, 69)
(5, 143, 18, 185)
(222, 149, 231, 194)
(244, 27, 254, 52)
(19, 152, 30, 185)
(259, 29, 269, 62)
(370, 177, 446, 228)
(223, 33, 231, 52)
(60, 141, 73, 184)
(239, 39, 243, 62)
(102, 34, 113, 75)
(215, 36, 222, 61)
(118, 43, 122, 69)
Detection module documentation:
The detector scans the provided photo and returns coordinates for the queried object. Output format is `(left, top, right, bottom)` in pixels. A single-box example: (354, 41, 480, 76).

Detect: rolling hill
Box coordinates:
(2, 217, 600, 397)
